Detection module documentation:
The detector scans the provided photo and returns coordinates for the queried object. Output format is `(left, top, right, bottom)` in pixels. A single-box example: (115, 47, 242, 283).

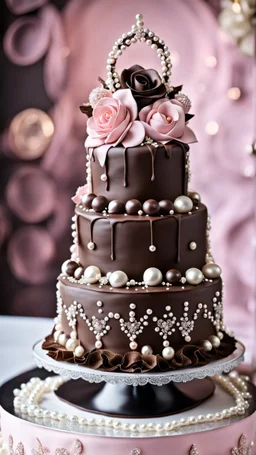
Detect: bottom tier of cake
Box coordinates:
(42, 275, 236, 373)
(0, 369, 256, 455)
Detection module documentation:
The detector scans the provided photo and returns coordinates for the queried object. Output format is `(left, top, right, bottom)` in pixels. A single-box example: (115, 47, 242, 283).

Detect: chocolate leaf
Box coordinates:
(185, 113, 195, 121)
(79, 104, 93, 117)
(98, 76, 108, 89)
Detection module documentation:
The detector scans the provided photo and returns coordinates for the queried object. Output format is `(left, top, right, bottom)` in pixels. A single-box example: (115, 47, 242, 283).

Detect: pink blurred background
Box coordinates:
(0, 0, 255, 361)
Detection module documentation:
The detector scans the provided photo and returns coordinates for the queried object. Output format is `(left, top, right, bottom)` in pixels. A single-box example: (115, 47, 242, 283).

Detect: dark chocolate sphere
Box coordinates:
(108, 200, 125, 214)
(125, 199, 142, 215)
(166, 269, 182, 284)
(159, 199, 174, 215)
(61, 259, 79, 276)
(92, 195, 108, 212)
(143, 199, 160, 216)
(188, 190, 201, 205)
(81, 193, 96, 209)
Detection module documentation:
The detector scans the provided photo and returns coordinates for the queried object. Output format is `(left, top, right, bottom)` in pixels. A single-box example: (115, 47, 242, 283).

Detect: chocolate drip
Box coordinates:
(149, 219, 154, 248)
(89, 216, 106, 246)
(109, 219, 116, 260)
(123, 148, 127, 187)
(105, 161, 109, 191)
(176, 215, 181, 263)
(163, 143, 172, 159)
(146, 144, 157, 181)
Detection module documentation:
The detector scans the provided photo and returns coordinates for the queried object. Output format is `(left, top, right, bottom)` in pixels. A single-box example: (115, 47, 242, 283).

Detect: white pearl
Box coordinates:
(202, 340, 212, 351)
(65, 338, 79, 351)
(149, 245, 156, 252)
(141, 345, 153, 355)
(109, 270, 128, 288)
(70, 330, 77, 340)
(100, 174, 107, 182)
(185, 267, 204, 285)
(74, 345, 85, 358)
(58, 333, 68, 346)
(163, 340, 169, 347)
(84, 265, 101, 283)
(174, 195, 193, 213)
(87, 241, 95, 250)
(136, 13, 143, 20)
(202, 263, 222, 279)
(217, 331, 224, 340)
(162, 346, 175, 360)
(53, 330, 61, 342)
(208, 335, 221, 348)
(74, 266, 84, 280)
(55, 323, 62, 331)
(185, 335, 191, 342)
(95, 340, 103, 349)
(189, 241, 197, 250)
(143, 267, 163, 286)
(130, 341, 138, 350)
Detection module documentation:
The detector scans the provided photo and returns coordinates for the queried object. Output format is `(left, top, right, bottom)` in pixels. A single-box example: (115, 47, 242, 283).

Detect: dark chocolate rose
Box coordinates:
(120, 64, 167, 110)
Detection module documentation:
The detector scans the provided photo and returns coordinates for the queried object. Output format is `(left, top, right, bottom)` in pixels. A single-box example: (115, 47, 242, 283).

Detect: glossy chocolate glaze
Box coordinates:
(76, 204, 207, 280)
(60, 276, 222, 356)
(89, 142, 189, 203)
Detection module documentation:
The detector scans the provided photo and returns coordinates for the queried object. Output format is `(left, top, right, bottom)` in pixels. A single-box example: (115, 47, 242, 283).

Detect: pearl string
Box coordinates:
(12, 374, 250, 434)
(105, 14, 172, 92)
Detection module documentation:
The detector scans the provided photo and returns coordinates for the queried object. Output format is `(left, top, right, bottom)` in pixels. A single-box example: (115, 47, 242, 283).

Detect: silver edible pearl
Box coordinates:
(143, 267, 163, 286)
(174, 195, 193, 213)
(185, 267, 204, 285)
(66, 338, 79, 351)
(74, 345, 85, 358)
(208, 335, 221, 348)
(100, 174, 107, 182)
(130, 341, 138, 350)
(149, 245, 156, 252)
(189, 241, 197, 250)
(202, 263, 222, 279)
(141, 345, 153, 355)
(84, 266, 101, 284)
(202, 340, 212, 352)
(109, 270, 128, 288)
(87, 241, 95, 250)
(162, 346, 175, 360)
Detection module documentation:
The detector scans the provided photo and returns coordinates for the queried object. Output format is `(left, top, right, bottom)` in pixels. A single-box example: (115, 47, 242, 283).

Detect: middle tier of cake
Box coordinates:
(75, 203, 208, 280)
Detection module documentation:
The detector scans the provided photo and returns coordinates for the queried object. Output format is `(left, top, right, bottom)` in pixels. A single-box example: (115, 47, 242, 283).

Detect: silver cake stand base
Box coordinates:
(32, 340, 245, 418)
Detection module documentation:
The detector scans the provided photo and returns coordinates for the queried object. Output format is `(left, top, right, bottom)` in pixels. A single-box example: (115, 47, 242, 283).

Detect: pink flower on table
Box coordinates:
(85, 89, 145, 165)
(139, 98, 197, 144)
(71, 184, 88, 204)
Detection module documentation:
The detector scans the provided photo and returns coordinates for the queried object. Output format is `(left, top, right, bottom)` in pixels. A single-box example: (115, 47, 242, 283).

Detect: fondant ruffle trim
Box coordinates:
(42, 334, 236, 373)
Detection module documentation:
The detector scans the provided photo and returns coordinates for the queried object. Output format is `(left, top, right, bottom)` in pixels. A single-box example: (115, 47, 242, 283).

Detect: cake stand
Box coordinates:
(33, 340, 245, 418)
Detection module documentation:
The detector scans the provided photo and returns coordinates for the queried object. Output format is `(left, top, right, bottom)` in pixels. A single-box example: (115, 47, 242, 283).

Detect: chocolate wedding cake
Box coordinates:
(1, 14, 256, 455)
(42, 15, 236, 374)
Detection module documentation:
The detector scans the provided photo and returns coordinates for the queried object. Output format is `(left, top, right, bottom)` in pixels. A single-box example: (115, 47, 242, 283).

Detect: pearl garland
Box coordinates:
(12, 373, 250, 434)
(105, 14, 172, 92)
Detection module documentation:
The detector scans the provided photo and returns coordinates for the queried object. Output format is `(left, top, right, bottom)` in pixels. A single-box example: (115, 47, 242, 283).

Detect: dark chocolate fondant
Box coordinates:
(89, 143, 189, 204)
(76, 204, 207, 279)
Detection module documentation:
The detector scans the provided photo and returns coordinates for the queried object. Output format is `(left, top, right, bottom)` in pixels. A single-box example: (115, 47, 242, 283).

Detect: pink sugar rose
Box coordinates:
(139, 98, 197, 144)
(71, 184, 88, 204)
(85, 89, 145, 164)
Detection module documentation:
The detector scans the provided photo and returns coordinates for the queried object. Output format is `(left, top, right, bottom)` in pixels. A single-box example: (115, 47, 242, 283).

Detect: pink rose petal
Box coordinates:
(122, 121, 145, 148)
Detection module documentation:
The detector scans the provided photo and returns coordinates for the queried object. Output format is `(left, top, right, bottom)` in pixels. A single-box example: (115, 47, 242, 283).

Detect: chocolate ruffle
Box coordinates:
(42, 334, 236, 374)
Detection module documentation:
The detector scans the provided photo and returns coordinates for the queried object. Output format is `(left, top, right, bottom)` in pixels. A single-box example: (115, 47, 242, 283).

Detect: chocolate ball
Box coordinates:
(61, 259, 79, 276)
(125, 199, 142, 215)
(166, 269, 182, 284)
(81, 193, 96, 209)
(108, 200, 125, 214)
(92, 195, 108, 212)
(143, 199, 160, 216)
(159, 200, 174, 215)
(188, 190, 201, 205)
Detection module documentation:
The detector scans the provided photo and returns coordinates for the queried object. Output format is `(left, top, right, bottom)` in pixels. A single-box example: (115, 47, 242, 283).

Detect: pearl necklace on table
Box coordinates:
(12, 373, 251, 434)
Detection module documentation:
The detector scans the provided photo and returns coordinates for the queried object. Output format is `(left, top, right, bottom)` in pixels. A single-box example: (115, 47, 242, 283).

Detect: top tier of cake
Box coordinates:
(88, 142, 189, 204)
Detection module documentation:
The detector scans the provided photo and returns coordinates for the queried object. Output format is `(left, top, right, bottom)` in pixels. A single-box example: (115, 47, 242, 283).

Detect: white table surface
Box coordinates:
(0, 315, 52, 385)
